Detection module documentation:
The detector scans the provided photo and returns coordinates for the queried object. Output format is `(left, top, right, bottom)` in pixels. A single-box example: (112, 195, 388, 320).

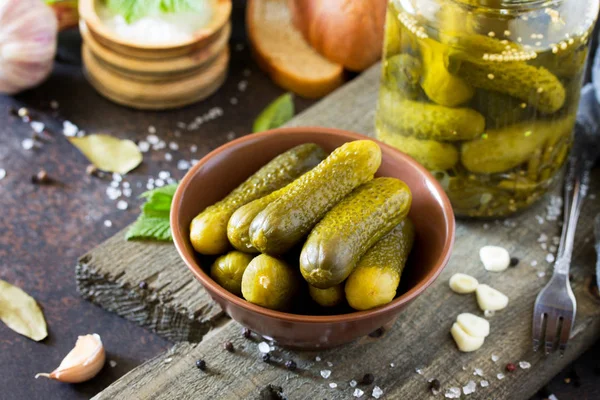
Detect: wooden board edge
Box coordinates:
(75, 255, 222, 342)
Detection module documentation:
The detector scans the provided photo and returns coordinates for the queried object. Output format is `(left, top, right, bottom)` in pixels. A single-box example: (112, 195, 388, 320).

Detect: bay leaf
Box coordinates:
(69, 134, 143, 174)
(0, 279, 48, 341)
(253, 93, 295, 133)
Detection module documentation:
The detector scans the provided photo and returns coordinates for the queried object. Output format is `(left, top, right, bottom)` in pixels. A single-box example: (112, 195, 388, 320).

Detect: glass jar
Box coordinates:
(376, 0, 599, 217)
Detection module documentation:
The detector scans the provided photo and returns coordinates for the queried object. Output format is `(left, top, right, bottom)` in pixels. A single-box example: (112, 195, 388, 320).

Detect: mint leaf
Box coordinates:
(253, 93, 295, 133)
(126, 183, 177, 241)
(126, 216, 172, 241)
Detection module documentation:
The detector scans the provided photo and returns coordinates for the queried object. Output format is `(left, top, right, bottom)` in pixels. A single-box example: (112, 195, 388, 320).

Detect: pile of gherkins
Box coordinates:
(376, 0, 590, 217)
(190, 141, 415, 312)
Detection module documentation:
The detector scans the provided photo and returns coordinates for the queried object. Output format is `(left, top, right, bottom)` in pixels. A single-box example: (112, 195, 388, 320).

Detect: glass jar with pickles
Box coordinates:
(376, 0, 599, 217)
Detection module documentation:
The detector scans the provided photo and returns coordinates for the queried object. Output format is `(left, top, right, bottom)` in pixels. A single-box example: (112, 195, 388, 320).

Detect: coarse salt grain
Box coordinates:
(497, 373, 505, 380)
(538, 233, 548, 242)
(104, 220, 112, 227)
(50, 100, 59, 109)
(480, 380, 489, 387)
(463, 380, 477, 395)
(519, 361, 531, 369)
(138, 141, 150, 152)
(117, 200, 128, 210)
(190, 145, 198, 153)
(491, 354, 499, 362)
(109, 360, 117, 368)
(106, 187, 121, 200)
(148, 126, 156, 134)
(226, 132, 236, 141)
(153, 140, 166, 150)
(390, 363, 395, 368)
(320, 370, 331, 379)
(549, 395, 559, 400)
(147, 134, 159, 145)
(372, 386, 383, 398)
(315, 356, 321, 362)
(537, 271, 546, 278)
(258, 342, 270, 353)
(444, 387, 461, 398)
(326, 361, 333, 367)
(22, 138, 34, 150)
(329, 383, 337, 389)
(110, 181, 119, 188)
(158, 171, 170, 180)
(535, 215, 544, 224)
(473, 368, 484, 376)
(63, 121, 78, 136)
(484, 309, 495, 318)
(31, 121, 45, 133)
(238, 80, 248, 91)
(165, 153, 173, 161)
(546, 254, 555, 263)
(169, 142, 179, 150)
(146, 182, 155, 190)
(349, 379, 357, 387)
(123, 188, 132, 197)
(353, 388, 364, 398)
(531, 260, 538, 267)
(177, 160, 190, 170)
(0, 169, 5, 180)
(415, 368, 424, 375)
(155, 179, 165, 187)
(230, 97, 238, 105)
(113, 173, 122, 182)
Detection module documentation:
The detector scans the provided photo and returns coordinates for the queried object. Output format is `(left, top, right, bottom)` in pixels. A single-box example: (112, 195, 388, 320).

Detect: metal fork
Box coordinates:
(532, 87, 599, 354)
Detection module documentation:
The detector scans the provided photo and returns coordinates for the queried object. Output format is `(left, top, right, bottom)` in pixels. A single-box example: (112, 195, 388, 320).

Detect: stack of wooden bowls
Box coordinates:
(78, 0, 232, 110)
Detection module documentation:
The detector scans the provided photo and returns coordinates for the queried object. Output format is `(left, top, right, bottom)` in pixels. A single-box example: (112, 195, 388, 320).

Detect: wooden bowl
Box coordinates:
(171, 128, 455, 349)
(83, 44, 229, 110)
(78, 0, 232, 59)
(80, 20, 231, 77)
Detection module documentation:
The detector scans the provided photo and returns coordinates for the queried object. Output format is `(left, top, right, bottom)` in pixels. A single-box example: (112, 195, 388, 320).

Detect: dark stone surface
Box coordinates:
(0, 2, 597, 399)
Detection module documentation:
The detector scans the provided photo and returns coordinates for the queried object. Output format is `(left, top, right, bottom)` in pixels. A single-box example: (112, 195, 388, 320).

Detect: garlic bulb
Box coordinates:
(35, 334, 106, 383)
(0, 0, 58, 95)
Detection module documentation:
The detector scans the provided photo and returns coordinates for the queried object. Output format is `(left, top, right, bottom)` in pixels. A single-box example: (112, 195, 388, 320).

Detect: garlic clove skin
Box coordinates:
(35, 334, 105, 383)
(449, 273, 479, 294)
(0, 0, 58, 95)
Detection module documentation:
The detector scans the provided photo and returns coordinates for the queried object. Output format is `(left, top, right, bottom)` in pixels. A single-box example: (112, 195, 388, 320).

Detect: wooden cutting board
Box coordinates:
(78, 65, 600, 399)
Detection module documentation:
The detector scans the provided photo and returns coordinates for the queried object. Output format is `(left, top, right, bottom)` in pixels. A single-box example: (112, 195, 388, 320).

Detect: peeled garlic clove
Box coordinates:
(479, 245, 510, 272)
(456, 313, 490, 338)
(449, 273, 479, 294)
(476, 284, 509, 311)
(451, 322, 485, 352)
(35, 334, 105, 383)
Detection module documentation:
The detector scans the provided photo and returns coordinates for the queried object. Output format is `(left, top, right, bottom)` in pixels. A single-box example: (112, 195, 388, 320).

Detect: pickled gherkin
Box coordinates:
(378, 87, 485, 141)
(377, 0, 597, 217)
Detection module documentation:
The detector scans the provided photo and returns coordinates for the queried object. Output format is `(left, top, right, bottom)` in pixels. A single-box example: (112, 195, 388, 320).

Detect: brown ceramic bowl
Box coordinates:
(171, 127, 455, 349)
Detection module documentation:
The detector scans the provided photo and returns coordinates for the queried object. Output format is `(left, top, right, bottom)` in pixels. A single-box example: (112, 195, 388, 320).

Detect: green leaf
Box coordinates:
(105, 0, 205, 23)
(253, 93, 295, 133)
(126, 216, 172, 241)
(127, 183, 178, 241)
(0, 280, 47, 341)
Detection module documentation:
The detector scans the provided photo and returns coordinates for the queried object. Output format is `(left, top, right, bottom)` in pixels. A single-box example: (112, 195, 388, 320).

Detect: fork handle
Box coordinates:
(555, 123, 593, 275)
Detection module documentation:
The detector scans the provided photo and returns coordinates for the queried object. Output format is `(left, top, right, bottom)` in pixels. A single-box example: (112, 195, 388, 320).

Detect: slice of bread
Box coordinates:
(247, 0, 344, 98)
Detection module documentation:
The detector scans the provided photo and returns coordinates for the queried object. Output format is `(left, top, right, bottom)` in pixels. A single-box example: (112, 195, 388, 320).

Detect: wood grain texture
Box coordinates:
(88, 63, 600, 399)
(92, 172, 600, 400)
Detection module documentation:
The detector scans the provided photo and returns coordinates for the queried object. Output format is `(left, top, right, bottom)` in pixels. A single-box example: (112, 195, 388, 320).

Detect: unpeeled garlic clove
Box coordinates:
(476, 284, 509, 311)
(479, 246, 510, 272)
(456, 313, 490, 338)
(449, 273, 479, 294)
(450, 322, 485, 352)
(35, 333, 105, 383)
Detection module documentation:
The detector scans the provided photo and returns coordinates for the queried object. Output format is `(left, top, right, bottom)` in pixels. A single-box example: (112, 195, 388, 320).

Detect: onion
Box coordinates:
(289, 0, 387, 71)
(0, 0, 58, 95)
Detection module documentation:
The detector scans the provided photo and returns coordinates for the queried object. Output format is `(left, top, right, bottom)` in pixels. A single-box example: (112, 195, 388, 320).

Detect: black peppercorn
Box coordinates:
(262, 353, 270, 363)
(429, 379, 441, 391)
(86, 164, 98, 176)
(195, 359, 206, 370)
(242, 327, 252, 339)
(31, 169, 50, 184)
(284, 360, 297, 371)
(509, 257, 520, 267)
(224, 341, 234, 352)
(361, 373, 374, 385)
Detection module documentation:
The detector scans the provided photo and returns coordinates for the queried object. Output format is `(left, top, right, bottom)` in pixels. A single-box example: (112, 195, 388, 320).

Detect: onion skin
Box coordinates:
(289, 0, 387, 71)
(0, 0, 58, 94)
